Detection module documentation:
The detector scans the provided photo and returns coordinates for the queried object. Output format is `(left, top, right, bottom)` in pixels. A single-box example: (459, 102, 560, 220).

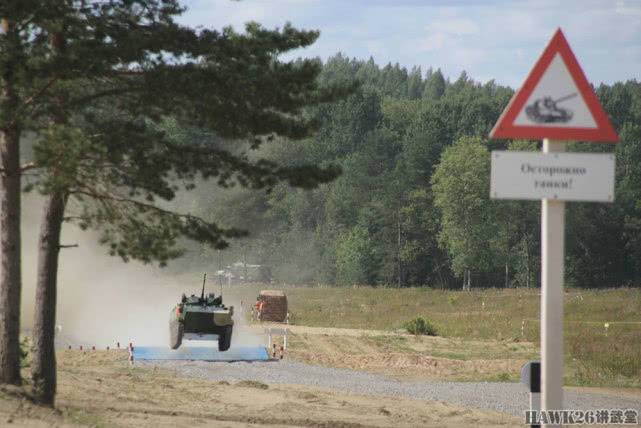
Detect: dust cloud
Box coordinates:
(20, 193, 265, 349)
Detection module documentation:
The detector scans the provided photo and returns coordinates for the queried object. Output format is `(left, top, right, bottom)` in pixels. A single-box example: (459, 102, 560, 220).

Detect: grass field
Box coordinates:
(231, 285, 641, 388)
(282, 327, 538, 382)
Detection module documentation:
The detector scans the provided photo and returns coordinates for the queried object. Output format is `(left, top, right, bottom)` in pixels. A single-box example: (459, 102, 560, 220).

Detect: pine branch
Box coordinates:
(18, 77, 58, 113)
(71, 187, 211, 224)
(20, 162, 36, 172)
(0, 162, 40, 174)
(68, 87, 141, 108)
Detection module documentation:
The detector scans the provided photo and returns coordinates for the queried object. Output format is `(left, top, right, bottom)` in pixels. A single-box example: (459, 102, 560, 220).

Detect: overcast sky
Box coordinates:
(179, 0, 641, 88)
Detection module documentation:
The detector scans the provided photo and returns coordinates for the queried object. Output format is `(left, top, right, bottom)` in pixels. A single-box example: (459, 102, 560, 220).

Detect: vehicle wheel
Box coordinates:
(169, 317, 183, 350)
(218, 325, 232, 351)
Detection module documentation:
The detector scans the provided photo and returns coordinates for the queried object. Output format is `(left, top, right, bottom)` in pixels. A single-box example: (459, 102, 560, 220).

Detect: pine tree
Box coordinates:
(423, 68, 446, 100)
(0, 0, 353, 405)
(0, 5, 35, 386)
(407, 66, 423, 99)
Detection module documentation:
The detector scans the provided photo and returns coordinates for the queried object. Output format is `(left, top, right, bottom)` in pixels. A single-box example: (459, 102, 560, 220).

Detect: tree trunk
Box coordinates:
(526, 242, 531, 289)
(505, 262, 509, 288)
(463, 269, 471, 291)
(397, 209, 402, 288)
(0, 16, 23, 386)
(242, 244, 247, 283)
(31, 191, 67, 405)
(0, 127, 22, 385)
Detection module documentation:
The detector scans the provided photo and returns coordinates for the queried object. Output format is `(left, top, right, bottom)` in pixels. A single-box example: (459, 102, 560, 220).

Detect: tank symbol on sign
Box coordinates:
(525, 93, 577, 124)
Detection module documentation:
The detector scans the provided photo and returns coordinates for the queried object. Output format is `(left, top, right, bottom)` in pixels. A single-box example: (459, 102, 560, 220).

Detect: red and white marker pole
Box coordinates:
(128, 342, 134, 365)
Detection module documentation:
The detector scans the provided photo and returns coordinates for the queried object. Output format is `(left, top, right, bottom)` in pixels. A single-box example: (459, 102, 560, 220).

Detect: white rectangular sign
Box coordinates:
(490, 151, 615, 202)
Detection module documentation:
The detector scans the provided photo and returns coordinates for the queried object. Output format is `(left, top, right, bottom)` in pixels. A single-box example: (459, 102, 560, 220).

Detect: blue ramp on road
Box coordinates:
(133, 346, 270, 362)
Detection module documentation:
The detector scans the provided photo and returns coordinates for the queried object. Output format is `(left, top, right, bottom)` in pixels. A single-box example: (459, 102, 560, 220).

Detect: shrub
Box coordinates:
(19, 336, 30, 368)
(496, 372, 511, 382)
(403, 317, 438, 336)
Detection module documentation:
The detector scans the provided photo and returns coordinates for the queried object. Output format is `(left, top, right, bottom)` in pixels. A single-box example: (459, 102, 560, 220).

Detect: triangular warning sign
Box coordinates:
(490, 28, 618, 142)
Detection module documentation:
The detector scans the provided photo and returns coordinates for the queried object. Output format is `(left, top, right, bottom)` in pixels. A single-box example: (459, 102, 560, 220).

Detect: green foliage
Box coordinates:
(432, 136, 499, 275)
(8, 1, 355, 266)
(173, 53, 641, 289)
(423, 69, 446, 100)
(19, 337, 29, 368)
(494, 372, 512, 382)
(336, 225, 380, 286)
(193, 54, 515, 285)
(403, 316, 438, 336)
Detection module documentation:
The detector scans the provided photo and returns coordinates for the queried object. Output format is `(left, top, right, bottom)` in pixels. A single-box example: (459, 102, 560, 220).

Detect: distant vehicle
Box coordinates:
(253, 290, 288, 323)
(169, 274, 234, 351)
(525, 93, 577, 124)
(216, 262, 272, 284)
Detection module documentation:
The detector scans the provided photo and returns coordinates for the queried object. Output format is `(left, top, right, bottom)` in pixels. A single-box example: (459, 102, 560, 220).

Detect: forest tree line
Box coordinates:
(178, 54, 640, 289)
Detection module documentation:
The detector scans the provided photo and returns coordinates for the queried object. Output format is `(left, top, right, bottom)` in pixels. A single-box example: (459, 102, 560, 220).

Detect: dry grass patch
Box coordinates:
(284, 331, 537, 382)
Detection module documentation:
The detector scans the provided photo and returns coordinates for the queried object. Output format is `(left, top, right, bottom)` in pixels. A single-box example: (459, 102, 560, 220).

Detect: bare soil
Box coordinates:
(0, 350, 520, 427)
(258, 323, 537, 381)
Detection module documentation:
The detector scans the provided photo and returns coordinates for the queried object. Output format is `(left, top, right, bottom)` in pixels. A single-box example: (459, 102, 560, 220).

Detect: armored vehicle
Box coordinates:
(169, 274, 234, 351)
(525, 93, 577, 124)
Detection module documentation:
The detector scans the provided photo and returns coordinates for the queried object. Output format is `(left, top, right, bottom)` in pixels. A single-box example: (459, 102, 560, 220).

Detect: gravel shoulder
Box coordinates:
(146, 359, 641, 417)
(2, 350, 522, 427)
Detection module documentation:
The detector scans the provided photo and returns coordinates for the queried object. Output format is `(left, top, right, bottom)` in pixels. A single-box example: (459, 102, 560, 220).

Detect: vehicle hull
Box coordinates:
(169, 305, 234, 351)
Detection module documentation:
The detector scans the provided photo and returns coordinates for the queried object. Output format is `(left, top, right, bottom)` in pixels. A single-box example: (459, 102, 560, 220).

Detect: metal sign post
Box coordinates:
(541, 139, 565, 421)
(489, 29, 619, 428)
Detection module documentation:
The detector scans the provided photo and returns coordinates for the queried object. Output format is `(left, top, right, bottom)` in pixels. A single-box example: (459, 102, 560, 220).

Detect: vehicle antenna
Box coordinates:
(219, 271, 223, 298)
(218, 249, 223, 298)
(201, 272, 207, 301)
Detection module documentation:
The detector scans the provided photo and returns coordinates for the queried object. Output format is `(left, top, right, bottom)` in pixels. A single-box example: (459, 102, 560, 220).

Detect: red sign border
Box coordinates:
(490, 28, 618, 143)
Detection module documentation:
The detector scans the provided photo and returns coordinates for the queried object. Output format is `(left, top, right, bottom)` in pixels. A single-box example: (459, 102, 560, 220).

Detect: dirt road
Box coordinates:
(149, 359, 641, 418)
(1, 350, 520, 427)
(4, 324, 639, 427)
